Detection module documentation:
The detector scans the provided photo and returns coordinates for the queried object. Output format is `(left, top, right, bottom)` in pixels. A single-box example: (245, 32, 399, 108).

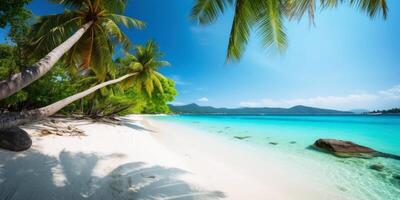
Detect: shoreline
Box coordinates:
(0, 115, 349, 199)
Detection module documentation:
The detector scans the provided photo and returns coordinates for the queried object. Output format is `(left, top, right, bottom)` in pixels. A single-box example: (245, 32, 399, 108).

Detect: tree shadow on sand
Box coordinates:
(119, 118, 156, 133)
(0, 150, 225, 200)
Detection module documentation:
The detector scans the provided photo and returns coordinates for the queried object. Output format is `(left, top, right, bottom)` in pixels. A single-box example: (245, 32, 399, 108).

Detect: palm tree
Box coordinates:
(190, 0, 388, 61)
(117, 40, 170, 98)
(0, 41, 170, 130)
(0, 0, 144, 100)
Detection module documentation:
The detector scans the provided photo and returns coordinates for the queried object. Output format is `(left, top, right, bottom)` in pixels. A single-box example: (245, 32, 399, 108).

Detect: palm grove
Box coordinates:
(0, 0, 177, 131)
(0, 0, 389, 131)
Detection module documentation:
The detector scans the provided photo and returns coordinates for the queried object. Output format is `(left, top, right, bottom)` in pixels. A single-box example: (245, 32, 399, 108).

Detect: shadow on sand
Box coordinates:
(0, 149, 225, 200)
(119, 118, 156, 133)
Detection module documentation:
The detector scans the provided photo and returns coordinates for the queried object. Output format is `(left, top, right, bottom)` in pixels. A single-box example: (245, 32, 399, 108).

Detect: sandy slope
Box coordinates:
(0, 115, 346, 200)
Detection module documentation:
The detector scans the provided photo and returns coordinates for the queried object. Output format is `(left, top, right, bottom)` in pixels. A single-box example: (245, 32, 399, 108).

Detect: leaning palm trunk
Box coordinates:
(0, 73, 137, 130)
(0, 21, 93, 100)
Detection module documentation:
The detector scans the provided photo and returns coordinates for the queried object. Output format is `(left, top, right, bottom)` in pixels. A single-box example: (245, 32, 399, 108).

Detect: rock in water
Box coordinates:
(369, 164, 384, 171)
(314, 139, 400, 160)
(234, 136, 251, 140)
(0, 127, 32, 151)
(313, 139, 377, 158)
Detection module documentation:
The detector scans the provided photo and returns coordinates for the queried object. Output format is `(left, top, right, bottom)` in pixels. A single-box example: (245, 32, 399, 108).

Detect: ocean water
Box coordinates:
(152, 115, 400, 200)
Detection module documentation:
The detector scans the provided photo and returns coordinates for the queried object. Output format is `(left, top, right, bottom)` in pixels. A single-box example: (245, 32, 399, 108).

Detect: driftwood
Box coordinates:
(71, 114, 122, 125)
(37, 119, 86, 137)
(34, 114, 122, 137)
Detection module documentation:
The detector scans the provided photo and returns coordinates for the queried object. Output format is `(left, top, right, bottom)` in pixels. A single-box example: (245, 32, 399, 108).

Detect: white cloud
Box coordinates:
(239, 85, 400, 110)
(198, 97, 209, 102)
(379, 85, 400, 100)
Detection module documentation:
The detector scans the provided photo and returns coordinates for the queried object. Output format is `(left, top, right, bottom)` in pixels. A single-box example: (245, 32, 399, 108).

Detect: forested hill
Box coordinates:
(369, 108, 400, 114)
(169, 104, 352, 115)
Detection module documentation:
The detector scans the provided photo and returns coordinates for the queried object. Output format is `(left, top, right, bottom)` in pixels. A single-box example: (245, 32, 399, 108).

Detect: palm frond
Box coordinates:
(108, 14, 145, 29)
(350, 0, 388, 19)
(48, 0, 87, 9)
(191, 0, 233, 24)
(285, 0, 316, 24)
(256, 0, 287, 51)
(226, 0, 255, 61)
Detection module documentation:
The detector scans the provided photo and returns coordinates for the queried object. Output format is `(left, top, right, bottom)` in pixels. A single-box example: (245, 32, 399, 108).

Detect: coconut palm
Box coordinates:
(191, 0, 388, 61)
(117, 40, 170, 98)
(0, 0, 144, 100)
(0, 72, 137, 130)
(0, 41, 169, 130)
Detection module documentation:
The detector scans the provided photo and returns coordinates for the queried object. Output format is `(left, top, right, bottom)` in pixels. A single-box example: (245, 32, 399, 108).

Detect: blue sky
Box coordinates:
(1, 0, 399, 110)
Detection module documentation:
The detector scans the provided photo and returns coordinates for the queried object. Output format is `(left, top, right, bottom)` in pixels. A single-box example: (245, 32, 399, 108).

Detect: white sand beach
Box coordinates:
(0, 115, 347, 200)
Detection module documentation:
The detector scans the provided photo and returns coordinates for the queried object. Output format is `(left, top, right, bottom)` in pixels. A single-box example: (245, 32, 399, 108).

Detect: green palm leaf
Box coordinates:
(28, 0, 144, 81)
(191, 0, 233, 24)
(191, 0, 388, 61)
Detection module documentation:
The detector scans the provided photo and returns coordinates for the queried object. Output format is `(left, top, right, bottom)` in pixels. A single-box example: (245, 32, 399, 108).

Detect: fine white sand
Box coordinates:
(0, 115, 347, 200)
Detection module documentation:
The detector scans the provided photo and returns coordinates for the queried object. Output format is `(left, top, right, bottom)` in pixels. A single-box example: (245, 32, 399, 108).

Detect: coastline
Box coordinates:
(1, 115, 351, 199)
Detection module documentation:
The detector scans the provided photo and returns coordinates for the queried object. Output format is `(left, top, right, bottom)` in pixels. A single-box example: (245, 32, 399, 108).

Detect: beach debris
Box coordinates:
(0, 127, 32, 151)
(312, 139, 400, 160)
(38, 120, 86, 137)
(72, 114, 122, 125)
(269, 142, 278, 145)
(289, 141, 296, 144)
(234, 136, 251, 140)
(369, 164, 384, 172)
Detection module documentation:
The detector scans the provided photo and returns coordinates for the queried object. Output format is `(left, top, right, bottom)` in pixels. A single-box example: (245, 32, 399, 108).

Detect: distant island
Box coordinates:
(169, 103, 353, 115)
(369, 108, 400, 115)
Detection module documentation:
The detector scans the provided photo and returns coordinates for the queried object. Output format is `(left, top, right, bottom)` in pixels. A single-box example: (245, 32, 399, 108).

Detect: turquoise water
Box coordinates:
(153, 115, 400, 200)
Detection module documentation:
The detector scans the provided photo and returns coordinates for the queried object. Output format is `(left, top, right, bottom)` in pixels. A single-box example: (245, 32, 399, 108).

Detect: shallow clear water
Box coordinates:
(152, 115, 400, 200)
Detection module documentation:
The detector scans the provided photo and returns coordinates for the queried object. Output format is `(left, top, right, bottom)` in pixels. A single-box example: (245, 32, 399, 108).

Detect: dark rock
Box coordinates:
(393, 175, 400, 180)
(234, 136, 251, 140)
(290, 141, 296, 144)
(0, 127, 32, 151)
(313, 139, 378, 158)
(269, 142, 278, 145)
(369, 164, 384, 171)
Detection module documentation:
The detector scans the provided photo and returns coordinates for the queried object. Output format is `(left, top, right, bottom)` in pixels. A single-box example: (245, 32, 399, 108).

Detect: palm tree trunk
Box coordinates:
(0, 73, 137, 130)
(0, 21, 93, 100)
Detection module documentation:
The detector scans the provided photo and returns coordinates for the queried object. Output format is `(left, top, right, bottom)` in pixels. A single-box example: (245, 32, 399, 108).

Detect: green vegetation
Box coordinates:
(0, 0, 31, 28)
(191, 0, 388, 61)
(0, 0, 177, 130)
(0, 0, 392, 129)
(370, 108, 400, 114)
(0, 41, 177, 117)
(0, 0, 144, 100)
